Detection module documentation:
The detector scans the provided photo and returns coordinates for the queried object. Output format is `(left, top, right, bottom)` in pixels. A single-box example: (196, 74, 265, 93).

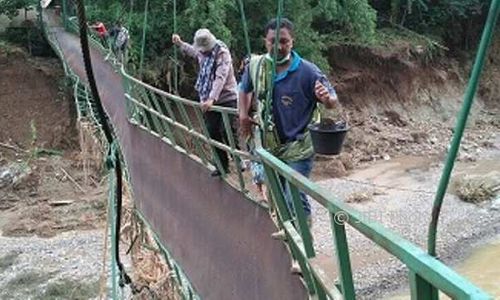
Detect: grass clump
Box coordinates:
(5, 271, 46, 289)
(453, 176, 499, 203)
(38, 279, 99, 300)
(0, 251, 20, 273)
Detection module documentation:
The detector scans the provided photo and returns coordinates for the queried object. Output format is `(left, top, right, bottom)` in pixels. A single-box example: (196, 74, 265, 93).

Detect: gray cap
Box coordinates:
(193, 28, 217, 52)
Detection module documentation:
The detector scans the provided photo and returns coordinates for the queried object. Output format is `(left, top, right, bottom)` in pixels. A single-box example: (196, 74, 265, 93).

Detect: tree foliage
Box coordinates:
(375, 0, 490, 49)
(0, 0, 36, 19)
(81, 0, 493, 90)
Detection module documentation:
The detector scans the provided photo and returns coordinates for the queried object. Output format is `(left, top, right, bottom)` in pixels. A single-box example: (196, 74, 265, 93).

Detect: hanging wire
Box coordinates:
(173, 0, 179, 94)
(139, 0, 149, 78)
(236, 0, 251, 57)
(264, 0, 284, 130)
(127, 0, 134, 26)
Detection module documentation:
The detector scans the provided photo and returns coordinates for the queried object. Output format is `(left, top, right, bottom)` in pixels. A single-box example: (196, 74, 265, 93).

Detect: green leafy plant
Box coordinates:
(0, 0, 37, 19)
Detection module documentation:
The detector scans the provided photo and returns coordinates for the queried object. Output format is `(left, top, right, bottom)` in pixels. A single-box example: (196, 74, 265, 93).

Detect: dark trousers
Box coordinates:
(204, 100, 238, 171)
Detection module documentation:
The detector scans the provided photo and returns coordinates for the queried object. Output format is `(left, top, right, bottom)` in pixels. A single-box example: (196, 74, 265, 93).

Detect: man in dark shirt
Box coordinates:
(239, 18, 339, 221)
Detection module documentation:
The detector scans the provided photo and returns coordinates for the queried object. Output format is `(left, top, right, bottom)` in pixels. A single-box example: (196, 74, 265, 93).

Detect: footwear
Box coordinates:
(210, 169, 229, 177)
(239, 160, 247, 172)
(307, 215, 313, 229)
(290, 261, 301, 274)
(271, 229, 286, 240)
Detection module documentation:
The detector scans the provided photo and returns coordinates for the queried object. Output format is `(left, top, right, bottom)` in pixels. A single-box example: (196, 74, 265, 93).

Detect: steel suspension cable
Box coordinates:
(139, 0, 149, 78)
(264, 0, 284, 130)
(427, 0, 500, 257)
(236, 0, 251, 57)
(173, 0, 178, 94)
(127, 0, 134, 28)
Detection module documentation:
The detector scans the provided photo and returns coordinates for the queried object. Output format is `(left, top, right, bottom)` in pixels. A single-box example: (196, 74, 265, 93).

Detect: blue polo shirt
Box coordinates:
(240, 51, 337, 144)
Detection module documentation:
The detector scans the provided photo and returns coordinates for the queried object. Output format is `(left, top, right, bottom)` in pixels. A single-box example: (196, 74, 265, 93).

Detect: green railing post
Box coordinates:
(61, 0, 69, 30)
(289, 184, 314, 256)
(175, 104, 210, 164)
(428, 0, 500, 258)
(330, 214, 355, 300)
(121, 66, 133, 119)
(147, 92, 178, 147)
(282, 221, 322, 298)
(262, 165, 292, 223)
(190, 107, 227, 176)
(410, 271, 437, 300)
(108, 173, 119, 299)
(221, 112, 246, 191)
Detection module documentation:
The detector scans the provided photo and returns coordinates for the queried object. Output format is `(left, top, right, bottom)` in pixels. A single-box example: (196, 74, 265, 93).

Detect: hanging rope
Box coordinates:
(127, 0, 134, 26)
(139, 0, 149, 78)
(236, 0, 251, 57)
(74, 0, 132, 293)
(263, 0, 284, 130)
(173, 0, 178, 94)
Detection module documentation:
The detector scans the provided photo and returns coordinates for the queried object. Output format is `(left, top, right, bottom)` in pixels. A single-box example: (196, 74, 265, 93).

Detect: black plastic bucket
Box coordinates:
(308, 122, 349, 155)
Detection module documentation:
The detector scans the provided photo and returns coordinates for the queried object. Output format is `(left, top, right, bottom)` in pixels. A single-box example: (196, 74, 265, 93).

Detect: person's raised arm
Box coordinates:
(172, 34, 198, 58)
(313, 65, 339, 110)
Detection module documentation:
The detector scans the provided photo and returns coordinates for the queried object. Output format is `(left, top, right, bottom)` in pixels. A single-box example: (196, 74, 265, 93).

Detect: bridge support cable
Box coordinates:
(427, 0, 499, 257)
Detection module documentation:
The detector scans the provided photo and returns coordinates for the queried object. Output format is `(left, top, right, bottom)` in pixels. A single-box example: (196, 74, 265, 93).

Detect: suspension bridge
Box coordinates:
(36, 0, 499, 299)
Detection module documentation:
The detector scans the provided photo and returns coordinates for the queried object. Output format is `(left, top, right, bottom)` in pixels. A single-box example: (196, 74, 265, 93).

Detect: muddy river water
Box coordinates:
(388, 236, 500, 299)
(455, 237, 500, 298)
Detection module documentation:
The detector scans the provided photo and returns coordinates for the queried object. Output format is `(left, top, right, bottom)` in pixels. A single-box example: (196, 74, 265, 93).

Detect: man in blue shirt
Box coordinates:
(239, 18, 339, 223)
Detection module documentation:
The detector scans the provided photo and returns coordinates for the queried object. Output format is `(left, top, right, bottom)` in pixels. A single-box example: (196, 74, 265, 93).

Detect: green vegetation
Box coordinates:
(0, 251, 20, 273)
(1, 270, 98, 300)
(5, 271, 47, 291)
(37, 279, 99, 300)
(453, 175, 499, 203)
(75, 1, 496, 91)
(0, 0, 36, 19)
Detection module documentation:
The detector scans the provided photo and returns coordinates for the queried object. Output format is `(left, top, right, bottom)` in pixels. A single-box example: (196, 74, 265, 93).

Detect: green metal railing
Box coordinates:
(119, 64, 493, 298)
(258, 148, 491, 300)
(121, 71, 258, 198)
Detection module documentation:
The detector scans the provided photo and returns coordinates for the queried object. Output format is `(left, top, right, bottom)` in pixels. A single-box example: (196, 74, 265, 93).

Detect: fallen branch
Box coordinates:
(49, 199, 74, 206)
(0, 142, 27, 153)
(60, 167, 86, 193)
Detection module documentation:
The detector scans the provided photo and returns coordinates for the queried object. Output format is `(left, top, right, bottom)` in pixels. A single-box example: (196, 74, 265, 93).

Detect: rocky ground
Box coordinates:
(0, 230, 103, 299)
(0, 44, 109, 299)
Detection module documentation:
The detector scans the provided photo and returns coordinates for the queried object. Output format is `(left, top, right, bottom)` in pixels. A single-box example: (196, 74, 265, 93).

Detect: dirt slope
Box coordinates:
(0, 46, 75, 149)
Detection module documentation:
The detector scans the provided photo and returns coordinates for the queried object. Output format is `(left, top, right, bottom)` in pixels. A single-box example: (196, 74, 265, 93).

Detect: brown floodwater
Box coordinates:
(451, 237, 500, 298)
(388, 236, 500, 299)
